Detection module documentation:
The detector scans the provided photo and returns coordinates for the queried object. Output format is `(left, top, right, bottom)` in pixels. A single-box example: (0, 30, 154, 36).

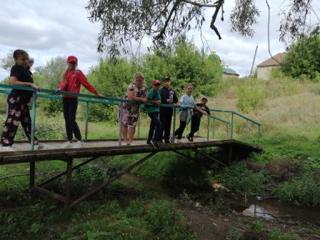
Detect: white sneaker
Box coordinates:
(0, 146, 14, 152)
(72, 141, 84, 149)
(63, 141, 73, 148)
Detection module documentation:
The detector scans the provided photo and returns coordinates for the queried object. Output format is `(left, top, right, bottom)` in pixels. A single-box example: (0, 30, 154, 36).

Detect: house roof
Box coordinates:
(257, 52, 286, 67)
(223, 67, 239, 76)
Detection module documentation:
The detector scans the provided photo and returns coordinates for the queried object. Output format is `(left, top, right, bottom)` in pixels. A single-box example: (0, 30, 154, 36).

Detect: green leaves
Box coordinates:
(282, 34, 320, 81)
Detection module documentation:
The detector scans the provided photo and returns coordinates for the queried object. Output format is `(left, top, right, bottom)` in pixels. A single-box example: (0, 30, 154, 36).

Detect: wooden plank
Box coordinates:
(0, 140, 261, 165)
(33, 186, 67, 203)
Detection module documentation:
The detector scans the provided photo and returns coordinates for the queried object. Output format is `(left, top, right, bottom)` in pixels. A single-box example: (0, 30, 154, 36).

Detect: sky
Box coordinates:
(0, 0, 319, 80)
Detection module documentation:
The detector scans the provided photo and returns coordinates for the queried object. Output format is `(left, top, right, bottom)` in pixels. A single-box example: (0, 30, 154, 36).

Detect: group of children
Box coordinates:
(0, 49, 101, 151)
(120, 73, 210, 147)
(0, 49, 210, 151)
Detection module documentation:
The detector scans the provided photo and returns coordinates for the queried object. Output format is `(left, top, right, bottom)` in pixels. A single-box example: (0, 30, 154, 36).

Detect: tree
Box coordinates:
(0, 52, 15, 70)
(34, 57, 66, 114)
(281, 32, 320, 81)
(86, 0, 318, 55)
(35, 57, 66, 89)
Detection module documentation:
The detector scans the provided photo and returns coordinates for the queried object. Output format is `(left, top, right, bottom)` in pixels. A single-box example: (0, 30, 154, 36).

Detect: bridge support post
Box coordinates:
(65, 158, 73, 207)
(29, 160, 35, 190)
(227, 145, 233, 165)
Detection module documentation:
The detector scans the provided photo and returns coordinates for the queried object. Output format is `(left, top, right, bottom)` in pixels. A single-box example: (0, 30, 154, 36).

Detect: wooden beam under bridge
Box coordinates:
(0, 139, 261, 207)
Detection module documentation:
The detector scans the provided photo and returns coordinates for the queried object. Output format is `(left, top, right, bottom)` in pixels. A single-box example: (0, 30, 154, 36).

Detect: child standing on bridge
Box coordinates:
(187, 97, 210, 142)
(59, 56, 102, 148)
(160, 76, 178, 143)
(0, 50, 40, 152)
(174, 84, 196, 142)
(146, 80, 162, 147)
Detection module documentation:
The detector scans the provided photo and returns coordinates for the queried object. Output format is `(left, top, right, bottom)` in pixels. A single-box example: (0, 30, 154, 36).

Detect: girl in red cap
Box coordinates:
(59, 56, 101, 148)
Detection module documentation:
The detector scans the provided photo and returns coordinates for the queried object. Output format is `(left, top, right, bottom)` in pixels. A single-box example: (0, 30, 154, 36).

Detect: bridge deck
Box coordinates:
(0, 139, 259, 165)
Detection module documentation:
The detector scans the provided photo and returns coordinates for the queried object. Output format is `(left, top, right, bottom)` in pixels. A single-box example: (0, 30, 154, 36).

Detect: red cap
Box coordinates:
(67, 56, 78, 63)
(152, 79, 161, 86)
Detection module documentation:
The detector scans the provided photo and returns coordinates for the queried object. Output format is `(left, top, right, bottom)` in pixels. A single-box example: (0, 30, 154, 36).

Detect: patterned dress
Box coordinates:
(120, 83, 147, 127)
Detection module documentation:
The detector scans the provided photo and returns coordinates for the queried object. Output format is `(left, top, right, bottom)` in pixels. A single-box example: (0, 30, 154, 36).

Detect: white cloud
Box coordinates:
(0, 0, 319, 81)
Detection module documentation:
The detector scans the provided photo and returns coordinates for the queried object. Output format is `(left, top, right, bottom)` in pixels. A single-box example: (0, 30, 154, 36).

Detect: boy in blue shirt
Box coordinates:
(146, 80, 163, 147)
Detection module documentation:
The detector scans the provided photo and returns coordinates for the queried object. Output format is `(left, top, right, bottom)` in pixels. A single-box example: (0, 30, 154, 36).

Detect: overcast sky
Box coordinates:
(0, 0, 319, 80)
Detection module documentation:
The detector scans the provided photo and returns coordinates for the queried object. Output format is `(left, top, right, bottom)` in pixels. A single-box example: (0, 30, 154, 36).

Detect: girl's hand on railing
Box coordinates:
(96, 93, 104, 97)
(141, 98, 148, 104)
(29, 83, 40, 90)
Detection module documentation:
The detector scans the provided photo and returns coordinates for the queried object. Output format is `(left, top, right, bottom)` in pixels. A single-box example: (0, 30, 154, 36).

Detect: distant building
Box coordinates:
(257, 52, 285, 80)
(223, 67, 239, 80)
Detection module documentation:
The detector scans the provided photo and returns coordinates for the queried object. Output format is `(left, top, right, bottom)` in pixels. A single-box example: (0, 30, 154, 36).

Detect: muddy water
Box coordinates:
(237, 197, 320, 226)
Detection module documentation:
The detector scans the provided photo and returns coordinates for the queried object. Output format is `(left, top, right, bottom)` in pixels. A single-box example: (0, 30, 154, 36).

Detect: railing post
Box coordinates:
(84, 102, 90, 141)
(30, 90, 37, 150)
(171, 106, 176, 143)
(230, 112, 234, 139)
(118, 103, 122, 146)
(212, 117, 215, 139)
(206, 115, 210, 141)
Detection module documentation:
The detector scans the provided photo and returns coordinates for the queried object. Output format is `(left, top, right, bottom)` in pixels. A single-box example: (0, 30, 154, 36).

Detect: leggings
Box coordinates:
(1, 94, 35, 146)
(63, 98, 82, 141)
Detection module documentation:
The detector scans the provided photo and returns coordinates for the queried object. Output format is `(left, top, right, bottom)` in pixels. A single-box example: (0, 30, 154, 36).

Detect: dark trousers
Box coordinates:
(147, 112, 162, 142)
(160, 110, 173, 143)
(174, 120, 187, 140)
(1, 94, 35, 146)
(188, 115, 201, 138)
(63, 98, 82, 141)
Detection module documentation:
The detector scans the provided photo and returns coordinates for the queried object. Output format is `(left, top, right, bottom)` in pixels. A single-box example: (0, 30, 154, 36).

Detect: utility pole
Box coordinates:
(250, 45, 258, 77)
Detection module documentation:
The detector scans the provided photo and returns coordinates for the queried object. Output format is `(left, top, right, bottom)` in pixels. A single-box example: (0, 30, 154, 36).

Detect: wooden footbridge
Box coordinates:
(0, 84, 262, 207)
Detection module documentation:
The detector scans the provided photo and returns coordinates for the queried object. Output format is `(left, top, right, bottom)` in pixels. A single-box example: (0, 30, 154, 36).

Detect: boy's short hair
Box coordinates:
(13, 49, 28, 60)
(185, 83, 193, 89)
(201, 97, 208, 102)
(162, 76, 171, 82)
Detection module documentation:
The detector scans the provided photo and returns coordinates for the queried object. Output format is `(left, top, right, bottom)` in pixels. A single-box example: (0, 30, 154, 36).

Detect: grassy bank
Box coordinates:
(1, 73, 320, 239)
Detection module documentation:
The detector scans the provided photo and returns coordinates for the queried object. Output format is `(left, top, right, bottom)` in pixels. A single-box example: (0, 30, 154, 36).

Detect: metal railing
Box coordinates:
(0, 84, 261, 150)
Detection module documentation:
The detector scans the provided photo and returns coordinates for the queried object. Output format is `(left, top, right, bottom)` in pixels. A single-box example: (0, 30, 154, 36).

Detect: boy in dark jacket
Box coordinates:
(159, 77, 178, 143)
(187, 97, 210, 142)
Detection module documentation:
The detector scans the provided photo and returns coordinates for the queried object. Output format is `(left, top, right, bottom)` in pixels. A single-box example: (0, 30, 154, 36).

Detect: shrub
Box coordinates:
(237, 81, 265, 113)
(144, 200, 194, 240)
(215, 162, 270, 195)
(269, 229, 301, 240)
(272, 171, 320, 206)
(281, 33, 320, 81)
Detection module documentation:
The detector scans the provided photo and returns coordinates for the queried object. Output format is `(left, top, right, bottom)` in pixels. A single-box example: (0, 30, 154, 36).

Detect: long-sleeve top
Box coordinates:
(59, 69, 97, 98)
(179, 94, 195, 122)
(160, 87, 178, 113)
(193, 103, 210, 119)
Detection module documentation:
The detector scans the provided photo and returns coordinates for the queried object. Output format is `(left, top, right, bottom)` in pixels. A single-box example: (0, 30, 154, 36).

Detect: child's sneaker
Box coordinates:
(63, 141, 73, 148)
(187, 135, 193, 142)
(150, 140, 159, 148)
(72, 141, 84, 149)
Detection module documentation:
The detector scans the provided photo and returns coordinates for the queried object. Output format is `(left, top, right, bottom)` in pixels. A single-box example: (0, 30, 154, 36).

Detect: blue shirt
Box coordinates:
(179, 94, 195, 122)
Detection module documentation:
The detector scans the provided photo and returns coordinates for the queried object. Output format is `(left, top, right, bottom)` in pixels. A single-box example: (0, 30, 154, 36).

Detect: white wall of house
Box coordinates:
(257, 66, 279, 80)
(222, 74, 239, 80)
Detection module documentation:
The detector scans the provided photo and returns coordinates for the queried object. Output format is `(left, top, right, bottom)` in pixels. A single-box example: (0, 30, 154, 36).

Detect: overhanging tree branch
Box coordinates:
(182, 0, 218, 8)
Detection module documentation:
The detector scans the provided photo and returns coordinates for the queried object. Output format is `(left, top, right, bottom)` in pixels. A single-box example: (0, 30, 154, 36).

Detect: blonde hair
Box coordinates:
(133, 72, 144, 83)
